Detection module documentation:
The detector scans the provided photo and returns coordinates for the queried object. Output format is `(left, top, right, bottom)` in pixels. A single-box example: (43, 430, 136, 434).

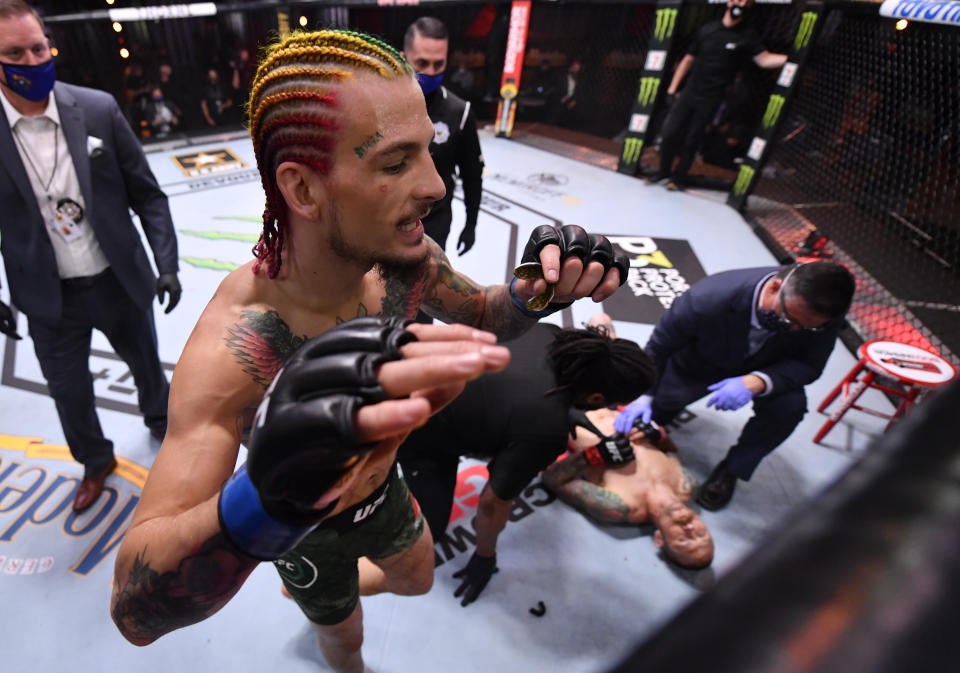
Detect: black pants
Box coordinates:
(397, 435, 461, 539)
(658, 95, 721, 179)
(415, 202, 454, 325)
(651, 358, 807, 480)
(28, 269, 169, 476)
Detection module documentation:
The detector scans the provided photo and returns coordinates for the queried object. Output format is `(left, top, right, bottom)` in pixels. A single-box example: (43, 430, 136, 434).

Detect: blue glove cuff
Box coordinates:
(509, 277, 559, 319)
(218, 464, 317, 561)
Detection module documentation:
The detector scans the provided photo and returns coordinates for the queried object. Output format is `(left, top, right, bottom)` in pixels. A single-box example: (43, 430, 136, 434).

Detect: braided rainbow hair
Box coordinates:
(247, 29, 413, 277)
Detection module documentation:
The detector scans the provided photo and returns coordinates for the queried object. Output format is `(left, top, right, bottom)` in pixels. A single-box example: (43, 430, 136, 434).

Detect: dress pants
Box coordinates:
(658, 94, 722, 179)
(651, 358, 807, 480)
(27, 268, 169, 477)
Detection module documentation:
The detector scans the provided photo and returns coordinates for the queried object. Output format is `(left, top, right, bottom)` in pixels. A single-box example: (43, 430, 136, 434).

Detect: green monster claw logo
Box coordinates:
(622, 137, 644, 164)
(637, 77, 660, 107)
(762, 94, 785, 128)
(795, 12, 817, 51)
(654, 7, 677, 42)
(733, 165, 756, 196)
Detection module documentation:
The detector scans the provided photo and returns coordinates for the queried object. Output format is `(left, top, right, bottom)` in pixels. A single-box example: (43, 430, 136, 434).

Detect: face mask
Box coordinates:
(0, 59, 56, 102)
(730, 5, 749, 19)
(757, 307, 789, 334)
(416, 72, 443, 96)
(153, 96, 164, 102)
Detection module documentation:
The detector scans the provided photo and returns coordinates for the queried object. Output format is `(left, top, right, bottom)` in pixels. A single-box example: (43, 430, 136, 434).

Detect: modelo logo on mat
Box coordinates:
(0, 434, 145, 577)
(603, 236, 706, 325)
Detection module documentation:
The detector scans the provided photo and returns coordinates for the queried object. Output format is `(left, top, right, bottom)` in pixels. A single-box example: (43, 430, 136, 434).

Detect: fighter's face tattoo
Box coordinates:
(353, 130, 384, 159)
(224, 309, 307, 388)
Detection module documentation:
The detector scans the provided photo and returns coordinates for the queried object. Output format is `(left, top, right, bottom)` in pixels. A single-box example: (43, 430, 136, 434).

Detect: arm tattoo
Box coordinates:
(353, 130, 384, 159)
(542, 453, 633, 524)
(112, 534, 258, 643)
(224, 309, 306, 388)
(422, 255, 485, 326)
(479, 284, 539, 341)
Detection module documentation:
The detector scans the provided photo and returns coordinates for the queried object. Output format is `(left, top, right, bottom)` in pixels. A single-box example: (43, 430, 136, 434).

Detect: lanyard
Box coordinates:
(12, 119, 59, 195)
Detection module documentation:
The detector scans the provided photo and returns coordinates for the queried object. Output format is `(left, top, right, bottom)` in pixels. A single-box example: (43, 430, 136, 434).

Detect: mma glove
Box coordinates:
(706, 376, 754, 411)
(0, 300, 22, 340)
(613, 394, 653, 433)
(583, 433, 635, 466)
(218, 316, 416, 560)
(632, 418, 666, 445)
(511, 224, 629, 317)
(453, 552, 499, 606)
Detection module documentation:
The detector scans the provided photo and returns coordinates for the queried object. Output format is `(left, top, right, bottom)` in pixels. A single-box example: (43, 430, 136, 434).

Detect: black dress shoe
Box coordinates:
(697, 460, 737, 511)
(643, 170, 671, 184)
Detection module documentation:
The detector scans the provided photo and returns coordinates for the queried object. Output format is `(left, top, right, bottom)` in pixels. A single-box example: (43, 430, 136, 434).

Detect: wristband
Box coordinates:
(509, 277, 559, 318)
(583, 444, 606, 467)
(218, 464, 319, 561)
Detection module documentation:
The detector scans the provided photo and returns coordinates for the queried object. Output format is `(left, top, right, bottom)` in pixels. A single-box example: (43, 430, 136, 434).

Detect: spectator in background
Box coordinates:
(200, 67, 232, 127)
(229, 47, 255, 117)
(121, 60, 151, 125)
(144, 86, 179, 138)
(156, 62, 185, 127)
(446, 52, 477, 103)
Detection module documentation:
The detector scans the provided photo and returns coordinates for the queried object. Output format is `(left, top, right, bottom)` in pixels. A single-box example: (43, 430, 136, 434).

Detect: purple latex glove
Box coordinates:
(706, 377, 754, 411)
(613, 394, 653, 433)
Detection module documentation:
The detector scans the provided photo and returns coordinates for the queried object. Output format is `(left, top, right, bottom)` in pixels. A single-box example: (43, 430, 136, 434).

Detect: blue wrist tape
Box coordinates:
(217, 464, 316, 561)
(509, 277, 559, 318)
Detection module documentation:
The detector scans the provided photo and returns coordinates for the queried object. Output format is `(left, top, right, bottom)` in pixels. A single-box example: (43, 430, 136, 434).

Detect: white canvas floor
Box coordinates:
(0, 128, 894, 673)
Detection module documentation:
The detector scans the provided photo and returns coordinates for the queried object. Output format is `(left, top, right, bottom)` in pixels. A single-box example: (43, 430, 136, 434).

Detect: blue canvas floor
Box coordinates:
(0, 128, 894, 673)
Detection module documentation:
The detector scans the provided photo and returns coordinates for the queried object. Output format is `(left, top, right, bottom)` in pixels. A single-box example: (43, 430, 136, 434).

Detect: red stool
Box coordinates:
(814, 340, 957, 444)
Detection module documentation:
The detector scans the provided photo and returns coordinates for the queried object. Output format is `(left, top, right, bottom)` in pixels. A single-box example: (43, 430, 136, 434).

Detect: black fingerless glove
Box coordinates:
(583, 432, 635, 466)
(218, 316, 415, 560)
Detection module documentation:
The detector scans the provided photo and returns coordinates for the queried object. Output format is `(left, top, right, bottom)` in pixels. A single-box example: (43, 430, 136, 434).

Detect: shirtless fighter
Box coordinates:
(110, 29, 626, 673)
(543, 406, 714, 569)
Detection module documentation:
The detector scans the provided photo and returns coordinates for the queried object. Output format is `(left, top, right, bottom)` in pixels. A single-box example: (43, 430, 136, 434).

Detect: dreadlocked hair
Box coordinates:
(547, 327, 657, 404)
(247, 29, 413, 277)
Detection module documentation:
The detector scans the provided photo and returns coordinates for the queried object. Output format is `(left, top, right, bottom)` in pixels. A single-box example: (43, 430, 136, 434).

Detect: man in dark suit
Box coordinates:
(0, 0, 181, 512)
(615, 262, 855, 510)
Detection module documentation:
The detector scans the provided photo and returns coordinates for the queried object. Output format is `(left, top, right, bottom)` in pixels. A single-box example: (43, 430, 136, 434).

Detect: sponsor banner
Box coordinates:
(653, 7, 677, 42)
(880, 0, 960, 25)
(171, 148, 247, 178)
(629, 113, 650, 134)
(762, 94, 785, 128)
(794, 11, 818, 51)
(495, 1, 531, 137)
(777, 62, 798, 87)
(621, 136, 644, 165)
(747, 137, 767, 161)
(733, 164, 755, 196)
(644, 50, 667, 71)
(109, 3, 216, 21)
(636, 76, 660, 107)
(602, 236, 706, 324)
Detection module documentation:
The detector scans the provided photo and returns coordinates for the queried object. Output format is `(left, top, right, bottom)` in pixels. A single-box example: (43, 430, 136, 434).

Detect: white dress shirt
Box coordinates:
(1, 89, 109, 279)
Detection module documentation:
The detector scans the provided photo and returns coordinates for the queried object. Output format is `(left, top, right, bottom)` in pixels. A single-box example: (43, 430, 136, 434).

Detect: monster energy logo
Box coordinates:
(654, 7, 677, 42)
(637, 77, 660, 107)
(733, 165, 755, 196)
(622, 137, 644, 164)
(794, 12, 817, 51)
(762, 95, 785, 128)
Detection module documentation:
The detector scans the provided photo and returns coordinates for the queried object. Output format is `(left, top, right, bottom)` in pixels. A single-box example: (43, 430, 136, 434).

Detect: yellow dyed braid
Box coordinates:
(248, 29, 413, 277)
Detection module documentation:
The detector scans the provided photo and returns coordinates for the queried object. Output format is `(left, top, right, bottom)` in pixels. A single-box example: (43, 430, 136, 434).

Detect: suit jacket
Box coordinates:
(0, 82, 178, 325)
(646, 266, 841, 396)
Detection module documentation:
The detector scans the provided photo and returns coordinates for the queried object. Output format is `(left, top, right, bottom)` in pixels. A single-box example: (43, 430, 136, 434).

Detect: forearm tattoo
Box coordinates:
(112, 535, 258, 643)
(224, 309, 306, 388)
(480, 284, 539, 341)
(543, 453, 632, 524)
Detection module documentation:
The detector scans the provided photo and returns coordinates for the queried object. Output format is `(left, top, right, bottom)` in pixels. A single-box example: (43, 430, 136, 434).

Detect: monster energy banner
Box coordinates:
(728, 7, 820, 210)
(602, 236, 706, 325)
(618, 2, 680, 175)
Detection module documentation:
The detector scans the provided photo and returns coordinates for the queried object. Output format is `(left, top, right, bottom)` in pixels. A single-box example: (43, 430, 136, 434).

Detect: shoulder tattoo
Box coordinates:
(224, 309, 307, 388)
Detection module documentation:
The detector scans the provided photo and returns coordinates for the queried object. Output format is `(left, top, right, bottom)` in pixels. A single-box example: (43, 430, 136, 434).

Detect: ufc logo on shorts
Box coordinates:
(353, 484, 390, 523)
